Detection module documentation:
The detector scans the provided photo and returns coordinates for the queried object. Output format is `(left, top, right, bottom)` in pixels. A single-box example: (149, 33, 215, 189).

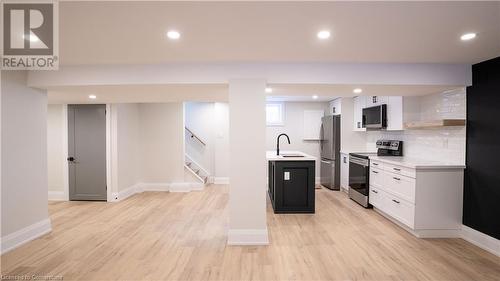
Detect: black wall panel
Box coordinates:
(464, 57, 500, 239)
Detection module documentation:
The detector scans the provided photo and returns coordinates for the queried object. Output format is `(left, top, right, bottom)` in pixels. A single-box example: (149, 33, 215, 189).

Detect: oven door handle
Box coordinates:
(349, 158, 369, 167)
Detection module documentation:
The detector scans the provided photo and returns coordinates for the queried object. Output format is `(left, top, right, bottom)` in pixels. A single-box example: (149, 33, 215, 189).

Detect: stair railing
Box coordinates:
(185, 127, 206, 146)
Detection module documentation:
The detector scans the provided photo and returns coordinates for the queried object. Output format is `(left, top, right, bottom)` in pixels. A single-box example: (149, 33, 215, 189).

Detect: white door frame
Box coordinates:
(60, 104, 114, 201)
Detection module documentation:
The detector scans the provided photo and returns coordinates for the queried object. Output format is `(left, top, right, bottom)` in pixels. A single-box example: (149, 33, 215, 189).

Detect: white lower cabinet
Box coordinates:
(383, 172, 416, 203)
(369, 159, 464, 238)
(368, 186, 384, 208)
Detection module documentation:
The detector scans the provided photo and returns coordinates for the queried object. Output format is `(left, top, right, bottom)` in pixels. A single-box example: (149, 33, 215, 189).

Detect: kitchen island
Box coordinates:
(267, 151, 316, 213)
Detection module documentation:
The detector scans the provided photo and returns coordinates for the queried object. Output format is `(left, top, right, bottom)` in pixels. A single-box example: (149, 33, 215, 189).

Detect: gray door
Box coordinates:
(68, 104, 107, 201)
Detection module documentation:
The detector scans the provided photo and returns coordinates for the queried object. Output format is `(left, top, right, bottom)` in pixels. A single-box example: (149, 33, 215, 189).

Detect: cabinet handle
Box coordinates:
(393, 177, 401, 181)
(372, 190, 378, 194)
(392, 199, 400, 204)
(372, 170, 379, 174)
(372, 163, 378, 166)
(393, 167, 401, 171)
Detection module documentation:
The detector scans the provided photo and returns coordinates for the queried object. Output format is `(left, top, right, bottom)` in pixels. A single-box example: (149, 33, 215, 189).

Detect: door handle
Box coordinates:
(67, 157, 75, 162)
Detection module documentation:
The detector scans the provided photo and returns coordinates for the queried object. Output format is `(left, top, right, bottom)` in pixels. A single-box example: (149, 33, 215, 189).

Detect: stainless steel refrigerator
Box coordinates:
(320, 115, 341, 190)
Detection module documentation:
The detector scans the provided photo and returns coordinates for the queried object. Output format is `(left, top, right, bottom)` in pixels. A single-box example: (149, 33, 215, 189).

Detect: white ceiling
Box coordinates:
(47, 83, 461, 104)
(58, 1, 500, 65)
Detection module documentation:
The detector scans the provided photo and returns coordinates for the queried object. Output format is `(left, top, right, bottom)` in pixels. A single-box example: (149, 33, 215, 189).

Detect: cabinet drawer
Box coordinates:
(370, 160, 383, 170)
(369, 167, 383, 188)
(369, 186, 385, 209)
(385, 193, 415, 228)
(383, 163, 416, 178)
(383, 172, 416, 203)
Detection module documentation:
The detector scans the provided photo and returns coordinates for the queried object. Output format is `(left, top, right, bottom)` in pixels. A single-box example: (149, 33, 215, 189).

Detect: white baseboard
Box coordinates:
(111, 182, 204, 201)
(140, 182, 170, 192)
(111, 183, 142, 202)
(207, 176, 215, 184)
(461, 225, 500, 257)
(1, 218, 52, 254)
(315, 177, 320, 184)
(414, 229, 462, 238)
(227, 228, 269, 246)
(170, 182, 192, 192)
(190, 182, 205, 191)
(214, 177, 229, 185)
(48, 190, 65, 201)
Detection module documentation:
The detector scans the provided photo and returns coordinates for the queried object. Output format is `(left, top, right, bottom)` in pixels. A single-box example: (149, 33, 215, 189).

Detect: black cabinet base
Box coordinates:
(268, 160, 315, 214)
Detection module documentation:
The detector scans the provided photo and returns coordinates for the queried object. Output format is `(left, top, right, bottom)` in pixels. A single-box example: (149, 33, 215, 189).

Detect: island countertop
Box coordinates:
(266, 150, 316, 161)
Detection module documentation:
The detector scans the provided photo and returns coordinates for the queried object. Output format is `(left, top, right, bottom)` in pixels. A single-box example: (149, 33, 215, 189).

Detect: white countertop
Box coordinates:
(340, 150, 377, 155)
(369, 155, 466, 169)
(266, 151, 316, 161)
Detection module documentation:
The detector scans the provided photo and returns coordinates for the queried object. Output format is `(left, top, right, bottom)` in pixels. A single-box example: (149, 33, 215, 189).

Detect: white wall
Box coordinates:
(266, 102, 329, 177)
(1, 71, 50, 241)
(183, 101, 230, 181)
(47, 104, 65, 192)
(115, 104, 141, 191)
(138, 103, 184, 183)
(184, 102, 215, 174)
(214, 102, 230, 179)
(366, 88, 466, 164)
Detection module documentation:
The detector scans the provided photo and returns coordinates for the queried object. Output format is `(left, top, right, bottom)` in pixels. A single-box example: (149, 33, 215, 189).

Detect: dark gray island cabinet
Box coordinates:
(267, 151, 316, 214)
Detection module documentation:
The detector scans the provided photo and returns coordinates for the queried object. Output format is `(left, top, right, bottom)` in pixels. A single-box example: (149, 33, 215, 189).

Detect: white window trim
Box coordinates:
(266, 102, 285, 126)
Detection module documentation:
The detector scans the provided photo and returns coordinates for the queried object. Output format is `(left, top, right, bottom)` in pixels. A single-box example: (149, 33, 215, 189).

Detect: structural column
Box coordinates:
(227, 79, 268, 245)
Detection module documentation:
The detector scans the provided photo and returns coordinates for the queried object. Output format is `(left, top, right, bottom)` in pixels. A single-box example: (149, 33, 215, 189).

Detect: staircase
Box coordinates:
(184, 154, 209, 184)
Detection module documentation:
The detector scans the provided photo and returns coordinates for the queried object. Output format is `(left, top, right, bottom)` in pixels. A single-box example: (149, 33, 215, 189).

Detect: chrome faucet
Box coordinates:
(276, 133, 290, 156)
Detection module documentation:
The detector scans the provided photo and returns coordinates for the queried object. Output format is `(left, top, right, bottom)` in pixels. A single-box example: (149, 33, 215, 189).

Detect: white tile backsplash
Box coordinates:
(366, 88, 466, 164)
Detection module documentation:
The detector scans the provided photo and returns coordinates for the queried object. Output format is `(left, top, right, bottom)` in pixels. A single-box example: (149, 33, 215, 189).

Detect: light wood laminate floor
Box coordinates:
(2, 185, 500, 280)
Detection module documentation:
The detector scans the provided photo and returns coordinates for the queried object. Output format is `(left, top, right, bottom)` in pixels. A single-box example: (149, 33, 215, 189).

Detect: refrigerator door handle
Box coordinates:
(319, 123, 324, 152)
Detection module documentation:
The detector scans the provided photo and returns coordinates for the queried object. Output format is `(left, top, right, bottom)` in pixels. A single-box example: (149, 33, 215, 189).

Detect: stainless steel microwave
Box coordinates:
(362, 104, 387, 129)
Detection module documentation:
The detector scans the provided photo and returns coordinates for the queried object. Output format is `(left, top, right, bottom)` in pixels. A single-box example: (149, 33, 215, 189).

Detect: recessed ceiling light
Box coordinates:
(265, 87, 273, 93)
(88, 95, 97, 99)
(460, 33, 476, 41)
(167, 30, 181, 40)
(312, 95, 319, 99)
(353, 88, 363, 94)
(317, 30, 331, 40)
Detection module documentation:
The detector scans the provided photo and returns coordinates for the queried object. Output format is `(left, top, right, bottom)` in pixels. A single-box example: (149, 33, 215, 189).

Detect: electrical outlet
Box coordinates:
(284, 171, 290, 180)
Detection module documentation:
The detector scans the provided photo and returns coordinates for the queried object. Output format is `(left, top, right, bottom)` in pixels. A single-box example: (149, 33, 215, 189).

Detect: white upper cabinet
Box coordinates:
(352, 95, 406, 131)
(329, 98, 342, 115)
(365, 96, 388, 107)
(353, 96, 366, 131)
(386, 96, 403, 131)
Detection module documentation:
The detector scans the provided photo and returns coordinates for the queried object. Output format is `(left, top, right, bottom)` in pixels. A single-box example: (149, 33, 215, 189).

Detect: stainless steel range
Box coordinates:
(348, 139, 403, 208)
